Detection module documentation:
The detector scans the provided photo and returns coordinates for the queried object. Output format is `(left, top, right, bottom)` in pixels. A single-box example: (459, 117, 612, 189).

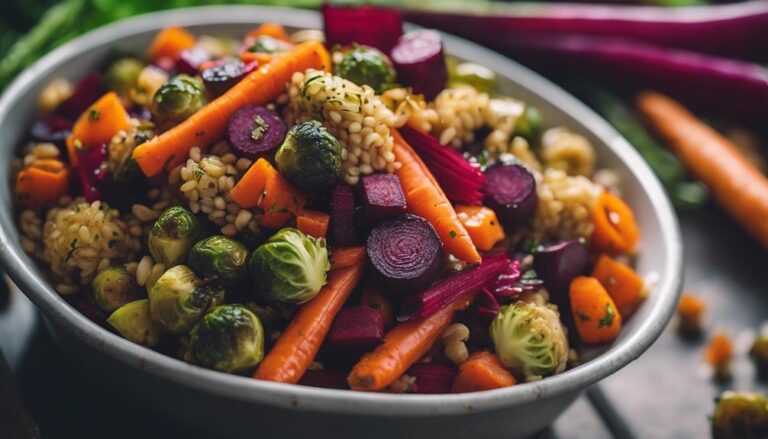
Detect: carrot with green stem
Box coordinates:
(254, 258, 365, 384)
(637, 91, 768, 249)
(133, 41, 331, 177)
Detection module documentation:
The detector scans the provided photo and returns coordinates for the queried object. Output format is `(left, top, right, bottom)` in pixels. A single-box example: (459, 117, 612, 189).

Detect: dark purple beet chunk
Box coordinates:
(330, 183, 359, 246)
(390, 30, 447, 101)
(226, 105, 286, 159)
(201, 60, 251, 96)
(367, 214, 442, 295)
(299, 370, 350, 390)
(322, 4, 403, 54)
(360, 173, 406, 226)
(327, 306, 384, 350)
(30, 114, 72, 146)
(176, 47, 210, 75)
(534, 239, 588, 296)
(57, 73, 104, 119)
(483, 163, 538, 228)
(408, 363, 456, 394)
(75, 143, 109, 202)
(128, 106, 152, 121)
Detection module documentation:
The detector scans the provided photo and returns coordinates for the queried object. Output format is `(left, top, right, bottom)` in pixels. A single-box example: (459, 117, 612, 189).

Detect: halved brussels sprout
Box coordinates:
(148, 206, 200, 267)
(335, 45, 396, 94)
(104, 58, 145, 96)
(190, 304, 264, 373)
(91, 266, 141, 313)
(107, 299, 161, 347)
(712, 391, 768, 439)
(188, 235, 249, 285)
(274, 121, 342, 193)
(148, 265, 226, 334)
(151, 74, 208, 130)
(249, 228, 329, 304)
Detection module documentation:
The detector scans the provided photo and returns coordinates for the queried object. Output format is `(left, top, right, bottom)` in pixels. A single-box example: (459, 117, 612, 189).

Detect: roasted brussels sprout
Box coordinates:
(247, 36, 292, 54)
(148, 206, 200, 267)
(489, 301, 569, 381)
(104, 58, 144, 96)
(91, 266, 141, 313)
(712, 391, 768, 439)
(150, 74, 208, 130)
(188, 235, 249, 285)
(249, 228, 329, 304)
(750, 323, 768, 378)
(275, 121, 342, 192)
(449, 62, 496, 94)
(189, 304, 264, 373)
(148, 265, 226, 334)
(335, 45, 396, 93)
(514, 105, 543, 145)
(107, 299, 161, 347)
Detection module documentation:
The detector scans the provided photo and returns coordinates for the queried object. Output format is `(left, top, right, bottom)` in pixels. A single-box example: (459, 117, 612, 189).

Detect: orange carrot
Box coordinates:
(348, 289, 477, 391)
(569, 276, 622, 344)
(67, 92, 131, 165)
(637, 91, 768, 249)
(229, 158, 271, 208)
(705, 332, 733, 380)
(591, 191, 640, 255)
(16, 162, 70, 209)
(240, 51, 273, 65)
(592, 255, 646, 317)
(246, 23, 292, 43)
(392, 130, 480, 264)
(148, 27, 196, 62)
(132, 41, 331, 177)
(254, 260, 365, 384)
(451, 351, 516, 393)
(677, 292, 706, 334)
(329, 246, 367, 271)
(455, 205, 505, 251)
(296, 209, 331, 239)
(360, 285, 395, 329)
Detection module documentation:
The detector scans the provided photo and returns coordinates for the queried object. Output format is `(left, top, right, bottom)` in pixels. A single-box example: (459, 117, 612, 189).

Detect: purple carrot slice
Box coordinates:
(322, 4, 403, 54)
(57, 72, 104, 119)
(408, 363, 456, 394)
(398, 252, 509, 322)
(483, 163, 538, 228)
(327, 306, 384, 350)
(330, 183, 359, 246)
(534, 239, 589, 296)
(390, 30, 448, 101)
(299, 369, 350, 390)
(226, 105, 287, 159)
(360, 173, 407, 226)
(367, 214, 442, 295)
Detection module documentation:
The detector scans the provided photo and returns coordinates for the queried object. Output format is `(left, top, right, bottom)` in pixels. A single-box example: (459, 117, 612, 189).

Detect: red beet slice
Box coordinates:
(534, 239, 588, 296)
(226, 105, 286, 159)
(390, 30, 448, 101)
(327, 306, 384, 350)
(483, 163, 538, 228)
(30, 114, 72, 146)
(360, 173, 406, 226)
(408, 363, 456, 394)
(367, 214, 442, 295)
(398, 252, 509, 322)
(330, 183, 359, 246)
(176, 47, 210, 75)
(299, 369, 350, 390)
(322, 4, 403, 54)
(75, 143, 109, 202)
(201, 60, 256, 96)
(57, 72, 104, 119)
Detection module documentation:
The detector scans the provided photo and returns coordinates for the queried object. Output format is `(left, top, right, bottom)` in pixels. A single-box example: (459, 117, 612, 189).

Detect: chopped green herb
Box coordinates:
(88, 108, 100, 121)
(598, 303, 615, 328)
(250, 115, 267, 141)
(449, 230, 457, 238)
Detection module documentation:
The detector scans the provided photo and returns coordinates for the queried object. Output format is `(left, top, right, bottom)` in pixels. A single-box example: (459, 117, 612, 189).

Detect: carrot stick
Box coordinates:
(392, 130, 480, 264)
(591, 191, 640, 255)
(246, 23, 292, 43)
(348, 289, 477, 391)
(569, 276, 622, 344)
(148, 27, 196, 62)
(329, 246, 366, 271)
(254, 260, 365, 384)
(296, 209, 331, 239)
(592, 254, 646, 317)
(132, 41, 331, 177)
(16, 163, 70, 209)
(637, 91, 768, 249)
(451, 351, 516, 393)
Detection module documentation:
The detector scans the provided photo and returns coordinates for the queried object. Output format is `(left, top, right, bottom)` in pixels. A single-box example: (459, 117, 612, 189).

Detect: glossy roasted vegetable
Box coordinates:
(514, 105, 543, 145)
(150, 74, 208, 130)
(750, 323, 768, 378)
(188, 235, 249, 285)
(489, 301, 569, 381)
(249, 228, 329, 304)
(712, 391, 768, 439)
(148, 265, 226, 334)
(148, 206, 200, 267)
(448, 61, 496, 94)
(275, 121, 342, 193)
(107, 299, 161, 347)
(247, 35, 291, 54)
(104, 57, 144, 96)
(91, 266, 141, 313)
(335, 45, 396, 93)
(189, 304, 265, 373)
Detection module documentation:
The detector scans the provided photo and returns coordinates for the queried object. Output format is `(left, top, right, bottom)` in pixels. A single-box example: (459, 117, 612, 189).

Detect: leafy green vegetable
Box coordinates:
(190, 304, 264, 373)
(107, 299, 162, 347)
(275, 121, 342, 192)
(148, 265, 226, 334)
(148, 206, 200, 267)
(335, 45, 396, 94)
(188, 235, 249, 285)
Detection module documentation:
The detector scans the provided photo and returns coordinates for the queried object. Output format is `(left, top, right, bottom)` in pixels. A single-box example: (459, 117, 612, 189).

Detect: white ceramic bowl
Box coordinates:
(0, 6, 682, 438)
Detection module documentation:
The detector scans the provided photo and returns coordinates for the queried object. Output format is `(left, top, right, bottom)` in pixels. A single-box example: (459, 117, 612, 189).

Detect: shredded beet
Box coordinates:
(398, 125, 485, 205)
(390, 30, 448, 100)
(534, 239, 588, 296)
(482, 163, 538, 228)
(322, 4, 403, 54)
(299, 369, 350, 390)
(359, 173, 407, 225)
(75, 143, 108, 202)
(408, 363, 456, 394)
(327, 306, 384, 350)
(330, 183, 359, 246)
(226, 105, 286, 159)
(57, 72, 104, 119)
(398, 252, 509, 322)
(367, 214, 442, 295)
(476, 288, 501, 318)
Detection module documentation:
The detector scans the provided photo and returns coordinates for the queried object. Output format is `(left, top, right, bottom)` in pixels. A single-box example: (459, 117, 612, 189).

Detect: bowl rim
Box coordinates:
(0, 5, 682, 416)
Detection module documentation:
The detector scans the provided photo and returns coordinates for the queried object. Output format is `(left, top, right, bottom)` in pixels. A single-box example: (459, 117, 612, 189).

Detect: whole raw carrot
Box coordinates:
(392, 130, 480, 264)
(133, 41, 331, 177)
(348, 289, 477, 391)
(637, 91, 768, 249)
(254, 260, 364, 384)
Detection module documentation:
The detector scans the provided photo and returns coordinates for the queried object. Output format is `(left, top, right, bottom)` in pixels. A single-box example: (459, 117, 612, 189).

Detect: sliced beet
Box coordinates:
(176, 47, 210, 75)
(367, 214, 442, 295)
(226, 105, 286, 159)
(201, 60, 255, 96)
(57, 73, 104, 119)
(483, 163, 538, 228)
(322, 4, 403, 54)
(299, 369, 350, 390)
(360, 173, 406, 226)
(327, 306, 384, 350)
(408, 363, 456, 394)
(330, 183, 359, 246)
(29, 114, 72, 146)
(533, 239, 589, 297)
(390, 30, 448, 101)
(75, 143, 109, 202)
